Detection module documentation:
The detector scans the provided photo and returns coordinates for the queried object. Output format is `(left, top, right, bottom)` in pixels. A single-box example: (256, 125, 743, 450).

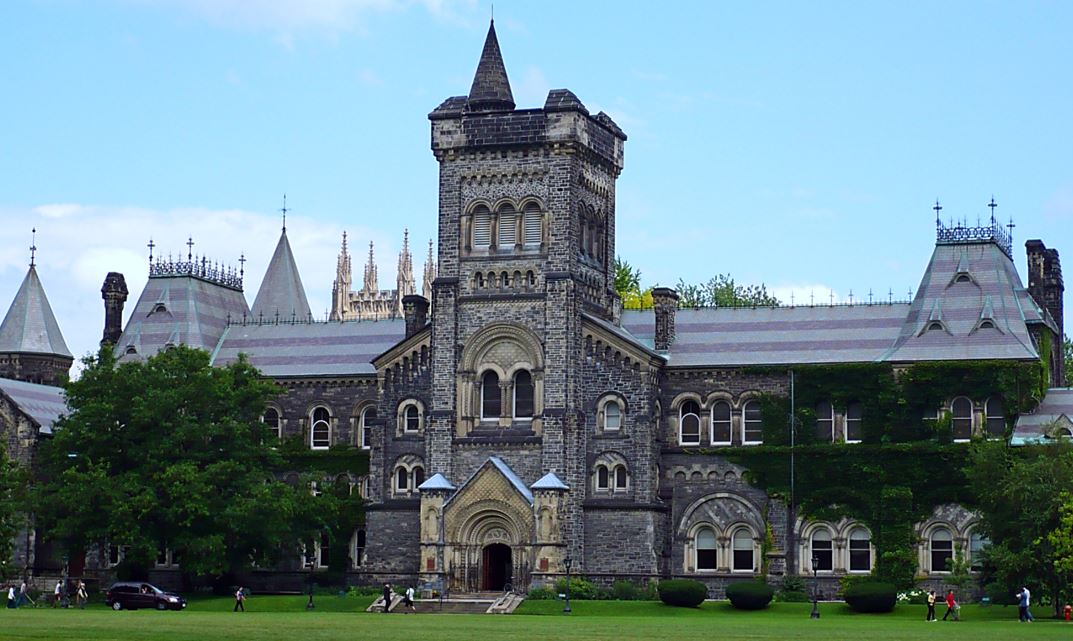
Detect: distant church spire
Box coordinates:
(395, 230, 416, 316)
(330, 231, 353, 321)
(363, 241, 378, 293)
(423, 238, 437, 300)
(467, 19, 515, 112)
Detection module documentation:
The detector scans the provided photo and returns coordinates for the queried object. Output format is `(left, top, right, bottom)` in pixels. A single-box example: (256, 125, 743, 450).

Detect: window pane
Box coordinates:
(596, 465, 609, 490)
(413, 466, 425, 488)
(848, 528, 871, 571)
(473, 208, 491, 248)
(931, 528, 953, 571)
(497, 208, 516, 247)
(811, 530, 833, 571)
(396, 467, 408, 491)
(846, 403, 863, 442)
(697, 529, 717, 570)
(604, 402, 621, 430)
(514, 371, 534, 418)
(743, 401, 763, 443)
(614, 466, 628, 489)
(263, 408, 280, 439)
(985, 397, 1005, 438)
(405, 405, 420, 432)
(732, 531, 754, 571)
(815, 402, 833, 441)
(481, 371, 501, 419)
(312, 407, 331, 448)
(711, 402, 732, 443)
(361, 408, 376, 449)
(951, 398, 972, 440)
(681, 414, 701, 445)
(523, 206, 541, 247)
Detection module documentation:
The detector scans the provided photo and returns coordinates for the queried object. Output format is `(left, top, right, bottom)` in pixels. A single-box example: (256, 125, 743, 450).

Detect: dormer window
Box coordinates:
(152, 303, 167, 314)
(954, 273, 971, 284)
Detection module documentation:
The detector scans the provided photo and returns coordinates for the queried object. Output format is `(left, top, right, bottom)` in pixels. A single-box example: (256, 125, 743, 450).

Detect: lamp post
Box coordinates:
(563, 556, 572, 614)
(810, 553, 820, 619)
(306, 556, 316, 610)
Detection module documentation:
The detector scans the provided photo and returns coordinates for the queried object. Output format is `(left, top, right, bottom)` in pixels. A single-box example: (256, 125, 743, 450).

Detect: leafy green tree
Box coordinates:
(966, 441, 1073, 616)
(613, 256, 641, 299)
(35, 345, 312, 578)
(676, 274, 780, 308)
(1064, 337, 1072, 387)
(0, 442, 27, 580)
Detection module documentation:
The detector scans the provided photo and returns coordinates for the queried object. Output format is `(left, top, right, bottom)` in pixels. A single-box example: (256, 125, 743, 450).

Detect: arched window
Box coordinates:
(262, 408, 281, 440)
(396, 467, 409, 492)
(711, 401, 732, 445)
(815, 402, 834, 442)
(472, 206, 492, 249)
(811, 528, 833, 571)
(732, 528, 755, 572)
(679, 400, 701, 445)
(359, 406, 376, 450)
(523, 202, 542, 247)
(742, 400, 763, 445)
(696, 528, 717, 571)
(845, 402, 863, 443)
(930, 527, 953, 572)
(595, 465, 609, 491)
(310, 407, 331, 449)
(481, 371, 501, 420)
(984, 397, 1005, 438)
(496, 204, 516, 248)
(614, 465, 628, 491)
(603, 400, 622, 431)
(318, 532, 330, 568)
(951, 397, 973, 441)
(412, 466, 425, 488)
(352, 529, 366, 568)
(403, 404, 420, 433)
(848, 527, 872, 572)
(513, 370, 534, 419)
(969, 531, 989, 571)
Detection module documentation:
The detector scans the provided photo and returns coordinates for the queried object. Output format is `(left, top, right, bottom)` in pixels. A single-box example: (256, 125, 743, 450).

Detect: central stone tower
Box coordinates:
(424, 20, 626, 576)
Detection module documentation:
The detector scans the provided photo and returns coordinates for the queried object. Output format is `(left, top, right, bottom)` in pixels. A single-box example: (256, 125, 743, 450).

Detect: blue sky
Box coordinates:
(1, 0, 1070, 365)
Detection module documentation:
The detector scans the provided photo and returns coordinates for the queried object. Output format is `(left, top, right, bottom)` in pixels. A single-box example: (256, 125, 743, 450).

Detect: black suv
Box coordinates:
(105, 582, 187, 610)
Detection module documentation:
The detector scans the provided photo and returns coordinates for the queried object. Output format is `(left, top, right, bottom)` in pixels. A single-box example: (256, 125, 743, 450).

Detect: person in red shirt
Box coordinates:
(942, 590, 959, 621)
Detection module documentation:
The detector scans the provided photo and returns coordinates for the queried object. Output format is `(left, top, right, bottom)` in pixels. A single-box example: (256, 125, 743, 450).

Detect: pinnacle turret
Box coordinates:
(467, 19, 515, 112)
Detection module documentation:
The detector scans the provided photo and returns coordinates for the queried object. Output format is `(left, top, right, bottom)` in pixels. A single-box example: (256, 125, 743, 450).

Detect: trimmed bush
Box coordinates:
(526, 586, 556, 600)
(726, 581, 774, 610)
(844, 581, 897, 613)
(658, 579, 708, 607)
(554, 577, 599, 601)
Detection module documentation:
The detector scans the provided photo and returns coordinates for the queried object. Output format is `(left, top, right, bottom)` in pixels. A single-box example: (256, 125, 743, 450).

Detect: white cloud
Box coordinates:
(513, 65, 549, 109)
(0, 203, 422, 372)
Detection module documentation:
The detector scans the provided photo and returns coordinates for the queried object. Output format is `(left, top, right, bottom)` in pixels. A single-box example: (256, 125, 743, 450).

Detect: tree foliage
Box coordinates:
(675, 273, 780, 308)
(1064, 337, 1072, 388)
(966, 441, 1073, 616)
(35, 346, 315, 578)
(0, 442, 27, 580)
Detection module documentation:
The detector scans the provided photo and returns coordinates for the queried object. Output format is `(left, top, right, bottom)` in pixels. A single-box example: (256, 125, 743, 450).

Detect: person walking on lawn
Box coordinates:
(233, 586, 246, 612)
(942, 590, 959, 621)
(382, 583, 392, 613)
(1016, 586, 1034, 622)
(403, 585, 416, 613)
(926, 590, 937, 621)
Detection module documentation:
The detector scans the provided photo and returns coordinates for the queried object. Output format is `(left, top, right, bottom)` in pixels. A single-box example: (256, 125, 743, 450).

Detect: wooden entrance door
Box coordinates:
(481, 543, 511, 591)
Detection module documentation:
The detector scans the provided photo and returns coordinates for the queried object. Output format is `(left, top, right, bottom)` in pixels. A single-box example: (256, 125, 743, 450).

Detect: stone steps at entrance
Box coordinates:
(405, 592, 525, 614)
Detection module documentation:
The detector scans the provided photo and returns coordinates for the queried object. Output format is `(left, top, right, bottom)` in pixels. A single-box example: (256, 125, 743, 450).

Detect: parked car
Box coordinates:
(105, 582, 187, 611)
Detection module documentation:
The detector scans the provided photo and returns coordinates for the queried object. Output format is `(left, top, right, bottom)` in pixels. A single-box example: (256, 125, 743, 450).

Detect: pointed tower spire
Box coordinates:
(396, 229, 416, 310)
(330, 231, 353, 321)
(467, 19, 515, 112)
(363, 241, 378, 293)
(250, 224, 312, 322)
(0, 253, 74, 384)
(423, 238, 436, 300)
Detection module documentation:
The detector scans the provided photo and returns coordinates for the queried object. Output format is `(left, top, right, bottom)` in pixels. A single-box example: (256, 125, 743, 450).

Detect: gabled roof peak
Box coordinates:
(467, 19, 515, 112)
(0, 265, 72, 358)
(251, 228, 312, 322)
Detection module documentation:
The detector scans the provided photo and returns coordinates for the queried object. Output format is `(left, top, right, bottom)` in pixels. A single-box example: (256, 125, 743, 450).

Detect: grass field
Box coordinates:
(2, 597, 1067, 641)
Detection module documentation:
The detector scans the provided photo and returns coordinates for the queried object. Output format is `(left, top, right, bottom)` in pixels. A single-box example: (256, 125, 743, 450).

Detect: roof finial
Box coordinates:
(988, 196, 998, 226)
(1007, 215, 1015, 246)
(148, 238, 155, 265)
(280, 193, 289, 232)
(933, 199, 943, 227)
(187, 236, 194, 261)
(29, 228, 37, 268)
(239, 253, 246, 278)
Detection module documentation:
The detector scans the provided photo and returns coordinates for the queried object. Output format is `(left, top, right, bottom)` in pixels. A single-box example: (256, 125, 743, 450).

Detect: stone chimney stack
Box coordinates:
(1027, 240, 1065, 385)
(402, 294, 430, 338)
(651, 287, 679, 351)
(101, 272, 128, 347)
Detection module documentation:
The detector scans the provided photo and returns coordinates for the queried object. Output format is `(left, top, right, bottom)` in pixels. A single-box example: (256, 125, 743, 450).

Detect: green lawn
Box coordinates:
(2, 598, 1067, 641)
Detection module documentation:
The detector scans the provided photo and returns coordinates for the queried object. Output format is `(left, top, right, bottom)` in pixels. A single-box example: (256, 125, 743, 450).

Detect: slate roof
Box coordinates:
(1012, 388, 1073, 445)
(251, 229, 312, 323)
(446, 456, 533, 508)
(0, 377, 66, 435)
(116, 275, 251, 362)
(211, 319, 406, 377)
(467, 20, 515, 111)
(417, 473, 456, 492)
(0, 266, 72, 358)
(531, 472, 569, 491)
(881, 241, 1042, 363)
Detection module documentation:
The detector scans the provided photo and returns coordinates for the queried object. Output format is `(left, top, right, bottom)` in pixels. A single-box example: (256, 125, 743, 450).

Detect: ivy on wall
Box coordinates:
(278, 437, 370, 476)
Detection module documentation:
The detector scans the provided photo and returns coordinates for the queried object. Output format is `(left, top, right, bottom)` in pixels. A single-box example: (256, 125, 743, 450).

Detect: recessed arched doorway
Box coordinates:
(481, 543, 512, 591)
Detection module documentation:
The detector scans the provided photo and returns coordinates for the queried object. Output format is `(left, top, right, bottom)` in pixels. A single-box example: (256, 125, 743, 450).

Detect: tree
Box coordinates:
(613, 256, 641, 299)
(0, 442, 27, 580)
(966, 441, 1073, 616)
(1064, 337, 1072, 387)
(676, 274, 780, 308)
(35, 345, 312, 578)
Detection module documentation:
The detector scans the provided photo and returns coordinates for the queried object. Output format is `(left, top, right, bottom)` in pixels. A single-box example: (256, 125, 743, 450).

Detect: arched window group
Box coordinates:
(479, 369, 535, 422)
(688, 524, 759, 573)
(920, 517, 991, 575)
(467, 200, 544, 254)
(812, 401, 864, 443)
(594, 461, 629, 493)
(675, 397, 763, 446)
(393, 457, 426, 497)
(802, 522, 873, 574)
(578, 205, 606, 263)
(942, 395, 1006, 440)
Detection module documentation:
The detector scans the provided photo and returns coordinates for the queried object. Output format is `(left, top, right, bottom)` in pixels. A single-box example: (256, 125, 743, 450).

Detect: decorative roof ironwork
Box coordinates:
(935, 200, 1013, 259)
(149, 255, 244, 291)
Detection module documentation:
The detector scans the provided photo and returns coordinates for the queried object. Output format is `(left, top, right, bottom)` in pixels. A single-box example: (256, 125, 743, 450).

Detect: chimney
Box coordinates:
(402, 294, 430, 338)
(101, 272, 128, 347)
(651, 287, 679, 351)
(1027, 240, 1065, 385)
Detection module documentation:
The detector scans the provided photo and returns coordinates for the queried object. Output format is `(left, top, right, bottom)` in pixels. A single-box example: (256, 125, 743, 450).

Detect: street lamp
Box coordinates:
(563, 556, 573, 614)
(810, 553, 820, 619)
(306, 556, 316, 610)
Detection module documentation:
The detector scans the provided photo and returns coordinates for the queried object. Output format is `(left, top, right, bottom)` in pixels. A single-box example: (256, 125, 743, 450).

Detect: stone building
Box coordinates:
(1, 21, 1067, 596)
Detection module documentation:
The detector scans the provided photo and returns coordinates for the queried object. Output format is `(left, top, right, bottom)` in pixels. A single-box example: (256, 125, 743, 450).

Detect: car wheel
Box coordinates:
(157, 601, 167, 610)
(112, 601, 122, 611)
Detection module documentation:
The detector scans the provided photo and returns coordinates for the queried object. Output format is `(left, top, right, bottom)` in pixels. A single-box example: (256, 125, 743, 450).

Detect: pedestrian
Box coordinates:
(926, 590, 936, 621)
(1016, 586, 1034, 622)
(6, 585, 15, 609)
(403, 585, 416, 613)
(52, 580, 62, 608)
(16, 580, 31, 608)
(942, 590, 958, 621)
(75, 580, 87, 609)
(233, 586, 246, 612)
(382, 583, 392, 613)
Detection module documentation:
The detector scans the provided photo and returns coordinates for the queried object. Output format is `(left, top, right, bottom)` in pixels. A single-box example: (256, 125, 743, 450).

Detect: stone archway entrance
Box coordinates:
(481, 543, 512, 591)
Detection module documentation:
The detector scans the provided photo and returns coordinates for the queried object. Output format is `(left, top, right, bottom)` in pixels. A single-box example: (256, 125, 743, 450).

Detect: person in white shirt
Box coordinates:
(404, 586, 416, 612)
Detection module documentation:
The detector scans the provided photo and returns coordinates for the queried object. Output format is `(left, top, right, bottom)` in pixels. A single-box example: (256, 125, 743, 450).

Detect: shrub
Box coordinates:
(657, 579, 708, 607)
(526, 586, 556, 600)
(554, 577, 599, 601)
(611, 580, 639, 600)
(776, 576, 809, 602)
(726, 581, 774, 610)
(844, 582, 897, 613)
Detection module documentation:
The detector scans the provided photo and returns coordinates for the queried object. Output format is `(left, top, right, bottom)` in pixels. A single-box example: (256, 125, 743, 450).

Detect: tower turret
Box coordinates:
(101, 272, 128, 346)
